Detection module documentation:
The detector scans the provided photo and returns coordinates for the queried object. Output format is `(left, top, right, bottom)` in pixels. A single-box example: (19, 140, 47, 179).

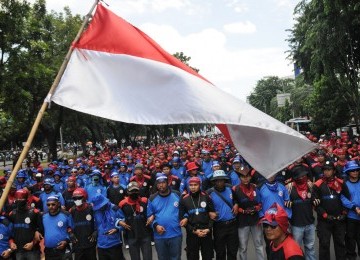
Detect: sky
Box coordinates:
(30, 0, 300, 100)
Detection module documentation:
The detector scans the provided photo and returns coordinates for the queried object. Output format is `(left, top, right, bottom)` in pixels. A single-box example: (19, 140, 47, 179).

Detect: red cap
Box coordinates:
(67, 176, 77, 182)
(15, 189, 29, 200)
(188, 177, 201, 184)
(186, 162, 199, 171)
(73, 188, 88, 200)
(260, 203, 289, 234)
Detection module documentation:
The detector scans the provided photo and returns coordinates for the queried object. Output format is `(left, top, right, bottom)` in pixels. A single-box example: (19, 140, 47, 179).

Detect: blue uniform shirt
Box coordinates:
(86, 184, 107, 202)
(208, 187, 236, 222)
(147, 191, 182, 240)
(42, 211, 72, 248)
(0, 217, 13, 253)
(341, 179, 360, 220)
(94, 204, 123, 249)
(258, 182, 292, 218)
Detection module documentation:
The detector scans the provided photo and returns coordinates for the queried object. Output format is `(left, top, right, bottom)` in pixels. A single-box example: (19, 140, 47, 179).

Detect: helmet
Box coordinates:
(15, 189, 29, 200)
(72, 188, 88, 200)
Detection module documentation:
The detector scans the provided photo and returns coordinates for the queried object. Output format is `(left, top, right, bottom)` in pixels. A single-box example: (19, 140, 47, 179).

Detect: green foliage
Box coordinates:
(288, 0, 360, 132)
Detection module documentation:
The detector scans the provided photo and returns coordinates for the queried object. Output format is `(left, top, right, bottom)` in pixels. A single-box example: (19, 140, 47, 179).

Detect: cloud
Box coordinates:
(139, 23, 293, 99)
(223, 21, 256, 34)
(224, 0, 249, 13)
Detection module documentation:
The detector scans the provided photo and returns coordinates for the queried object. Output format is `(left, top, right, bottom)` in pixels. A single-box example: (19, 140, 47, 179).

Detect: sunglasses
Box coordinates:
(73, 196, 84, 201)
(47, 203, 57, 207)
(262, 223, 278, 229)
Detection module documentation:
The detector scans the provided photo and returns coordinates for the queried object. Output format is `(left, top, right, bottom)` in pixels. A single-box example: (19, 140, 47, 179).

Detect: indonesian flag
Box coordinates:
(51, 3, 316, 177)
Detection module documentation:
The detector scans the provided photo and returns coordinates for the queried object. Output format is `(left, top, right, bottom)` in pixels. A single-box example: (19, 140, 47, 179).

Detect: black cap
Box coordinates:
(292, 165, 309, 180)
(322, 160, 335, 169)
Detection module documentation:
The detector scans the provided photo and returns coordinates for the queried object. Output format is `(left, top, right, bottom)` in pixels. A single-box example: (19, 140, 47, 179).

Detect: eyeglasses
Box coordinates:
(73, 196, 84, 201)
(262, 223, 278, 229)
(47, 203, 57, 207)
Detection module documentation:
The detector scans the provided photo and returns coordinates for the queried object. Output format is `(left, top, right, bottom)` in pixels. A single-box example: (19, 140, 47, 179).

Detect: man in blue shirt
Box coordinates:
(341, 161, 360, 260)
(41, 196, 72, 260)
(91, 194, 125, 260)
(147, 173, 182, 260)
(207, 170, 239, 260)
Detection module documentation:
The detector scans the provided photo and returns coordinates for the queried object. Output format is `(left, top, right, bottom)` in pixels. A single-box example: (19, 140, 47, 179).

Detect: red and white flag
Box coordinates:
(51, 3, 316, 177)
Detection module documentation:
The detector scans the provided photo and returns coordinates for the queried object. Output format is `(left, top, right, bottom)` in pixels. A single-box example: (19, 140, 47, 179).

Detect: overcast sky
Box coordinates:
(30, 0, 299, 100)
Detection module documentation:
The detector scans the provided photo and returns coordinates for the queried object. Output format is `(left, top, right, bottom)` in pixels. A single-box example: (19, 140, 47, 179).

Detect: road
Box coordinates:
(122, 227, 336, 260)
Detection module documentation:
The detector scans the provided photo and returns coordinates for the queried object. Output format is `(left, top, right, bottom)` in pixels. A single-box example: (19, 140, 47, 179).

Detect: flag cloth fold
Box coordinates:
(51, 3, 316, 177)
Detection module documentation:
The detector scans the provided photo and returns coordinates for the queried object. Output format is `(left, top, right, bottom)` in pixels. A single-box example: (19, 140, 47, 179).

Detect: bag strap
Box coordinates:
(213, 189, 233, 209)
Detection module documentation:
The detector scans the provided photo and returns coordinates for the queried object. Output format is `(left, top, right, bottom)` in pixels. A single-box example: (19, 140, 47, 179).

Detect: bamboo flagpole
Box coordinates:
(0, 0, 100, 211)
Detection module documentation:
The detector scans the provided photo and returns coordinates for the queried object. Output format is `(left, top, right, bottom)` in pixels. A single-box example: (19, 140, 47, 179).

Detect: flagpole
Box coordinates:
(0, 0, 100, 212)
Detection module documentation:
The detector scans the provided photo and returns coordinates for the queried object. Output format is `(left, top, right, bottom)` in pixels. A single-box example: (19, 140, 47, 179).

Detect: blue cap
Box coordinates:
(91, 194, 109, 211)
(46, 195, 59, 202)
(212, 161, 220, 167)
(110, 172, 119, 178)
(91, 169, 102, 176)
(16, 170, 27, 178)
(44, 178, 54, 186)
(156, 173, 167, 182)
(343, 161, 360, 174)
(53, 171, 62, 177)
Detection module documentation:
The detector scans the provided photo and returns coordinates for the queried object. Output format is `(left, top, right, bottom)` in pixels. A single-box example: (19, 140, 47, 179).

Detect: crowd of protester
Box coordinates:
(0, 132, 360, 260)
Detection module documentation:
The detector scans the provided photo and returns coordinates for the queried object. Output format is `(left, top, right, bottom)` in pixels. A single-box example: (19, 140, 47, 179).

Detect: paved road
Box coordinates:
(122, 226, 337, 260)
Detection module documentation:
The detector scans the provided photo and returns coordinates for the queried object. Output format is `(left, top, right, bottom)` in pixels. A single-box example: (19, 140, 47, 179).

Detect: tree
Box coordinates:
(0, 0, 83, 158)
(288, 0, 360, 132)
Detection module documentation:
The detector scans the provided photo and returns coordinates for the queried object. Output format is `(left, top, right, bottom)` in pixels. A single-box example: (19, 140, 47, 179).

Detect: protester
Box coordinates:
(207, 170, 239, 260)
(340, 161, 360, 260)
(69, 188, 97, 260)
(260, 203, 304, 260)
(0, 214, 13, 259)
(147, 173, 182, 260)
(117, 181, 152, 260)
(91, 194, 125, 260)
(179, 176, 215, 260)
(312, 160, 346, 260)
(286, 165, 316, 260)
(233, 171, 264, 260)
(8, 189, 42, 260)
(41, 196, 73, 260)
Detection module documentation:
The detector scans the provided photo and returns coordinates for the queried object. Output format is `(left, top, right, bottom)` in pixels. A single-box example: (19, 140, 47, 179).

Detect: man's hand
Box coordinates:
(56, 241, 67, 250)
(155, 225, 166, 235)
(209, 212, 217, 220)
(1, 249, 11, 259)
(34, 231, 43, 243)
(23, 242, 34, 251)
(146, 215, 154, 226)
(9, 243, 17, 251)
(355, 207, 360, 215)
(119, 221, 132, 231)
(232, 204, 239, 215)
(69, 233, 78, 244)
(88, 231, 98, 243)
(106, 228, 118, 235)
(179, 218, 188, 227)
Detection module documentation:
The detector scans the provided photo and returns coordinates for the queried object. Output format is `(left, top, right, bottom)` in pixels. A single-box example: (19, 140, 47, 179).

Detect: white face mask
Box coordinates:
(74, 199, 83, 206)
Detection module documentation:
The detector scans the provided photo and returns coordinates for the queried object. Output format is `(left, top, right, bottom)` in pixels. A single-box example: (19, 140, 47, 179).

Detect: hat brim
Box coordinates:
(211, 176, 229, 181)
(345, 167, 360, 173)
(261, 220, 279, 226)
(92, 198, 109, 211)
(128, 188, 140, 192)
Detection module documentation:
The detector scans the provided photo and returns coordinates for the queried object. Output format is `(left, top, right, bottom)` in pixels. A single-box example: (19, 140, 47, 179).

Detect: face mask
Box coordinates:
(74, 199, 83, 206)
(16, 200, 27, 209)
(129, 193, 139, 200)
